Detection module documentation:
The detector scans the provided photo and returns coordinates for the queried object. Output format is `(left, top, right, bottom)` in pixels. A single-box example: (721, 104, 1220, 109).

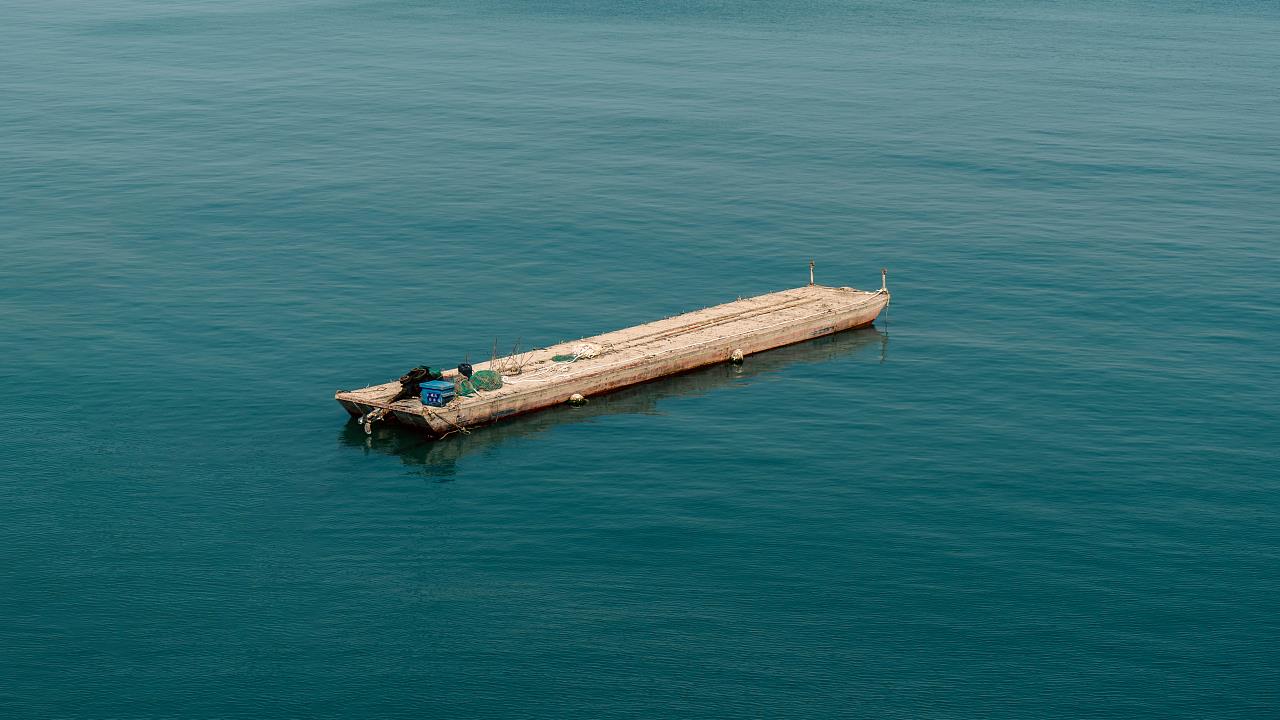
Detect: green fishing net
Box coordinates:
(455, 369, 503, 396)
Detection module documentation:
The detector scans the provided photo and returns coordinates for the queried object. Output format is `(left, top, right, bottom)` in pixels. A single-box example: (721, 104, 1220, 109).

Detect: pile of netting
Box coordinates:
(455, 369, 503, 396)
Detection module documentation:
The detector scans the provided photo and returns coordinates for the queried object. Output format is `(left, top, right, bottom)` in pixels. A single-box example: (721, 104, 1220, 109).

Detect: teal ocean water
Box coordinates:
(3, 1, 1277, 717)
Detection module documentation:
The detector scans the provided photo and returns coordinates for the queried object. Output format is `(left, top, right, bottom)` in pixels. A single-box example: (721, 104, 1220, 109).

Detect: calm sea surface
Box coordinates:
(2, 1, 1277, 717)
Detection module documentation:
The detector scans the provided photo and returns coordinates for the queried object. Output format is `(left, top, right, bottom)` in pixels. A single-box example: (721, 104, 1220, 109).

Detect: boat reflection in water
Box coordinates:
(338, 326, 888, 478)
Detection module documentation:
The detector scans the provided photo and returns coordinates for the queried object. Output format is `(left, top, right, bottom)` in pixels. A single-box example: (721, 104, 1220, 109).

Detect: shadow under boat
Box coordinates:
(338, 325, 888, 476)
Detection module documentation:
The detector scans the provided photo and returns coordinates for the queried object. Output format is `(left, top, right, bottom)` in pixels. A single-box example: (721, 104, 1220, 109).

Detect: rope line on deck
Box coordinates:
(501, 343, 601, 384)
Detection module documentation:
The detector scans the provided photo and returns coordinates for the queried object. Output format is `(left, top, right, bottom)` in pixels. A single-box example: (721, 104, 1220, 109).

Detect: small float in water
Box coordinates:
(335, 267, 890, 438)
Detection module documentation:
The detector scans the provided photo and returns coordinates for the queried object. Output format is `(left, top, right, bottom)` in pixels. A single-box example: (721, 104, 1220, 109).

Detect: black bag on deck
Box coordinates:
(392, 366, 442, 402)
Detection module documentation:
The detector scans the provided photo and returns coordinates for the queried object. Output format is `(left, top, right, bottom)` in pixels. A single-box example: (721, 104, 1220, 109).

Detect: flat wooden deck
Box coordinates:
(336, 283, 889, 436)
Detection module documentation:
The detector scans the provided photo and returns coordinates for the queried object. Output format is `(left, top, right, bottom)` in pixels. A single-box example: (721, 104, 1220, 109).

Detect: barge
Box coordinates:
(342, 327, 888, 474)
(336, 271, 890, 438)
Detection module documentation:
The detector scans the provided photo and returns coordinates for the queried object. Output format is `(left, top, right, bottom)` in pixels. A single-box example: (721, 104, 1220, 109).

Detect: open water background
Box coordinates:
(2, 1, 1278, 717)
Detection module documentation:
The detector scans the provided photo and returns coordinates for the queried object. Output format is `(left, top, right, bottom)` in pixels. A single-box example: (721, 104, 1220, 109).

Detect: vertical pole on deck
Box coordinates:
(881, 268, 888, 292)
(809, 259, 815, 286)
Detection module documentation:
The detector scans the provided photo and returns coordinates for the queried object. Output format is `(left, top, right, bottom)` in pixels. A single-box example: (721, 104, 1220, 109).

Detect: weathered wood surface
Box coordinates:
(336, 284, 889, 437)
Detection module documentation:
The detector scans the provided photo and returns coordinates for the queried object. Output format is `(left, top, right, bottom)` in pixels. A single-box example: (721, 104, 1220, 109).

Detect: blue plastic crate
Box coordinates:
(420, 380, 455, 407)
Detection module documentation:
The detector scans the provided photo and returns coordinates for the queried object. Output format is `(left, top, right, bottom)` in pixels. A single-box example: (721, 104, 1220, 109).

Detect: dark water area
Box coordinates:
(2, 1, 1277, 717)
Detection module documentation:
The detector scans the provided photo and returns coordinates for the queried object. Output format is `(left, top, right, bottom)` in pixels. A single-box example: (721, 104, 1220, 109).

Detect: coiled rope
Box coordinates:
(501, 343, 601, 384)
